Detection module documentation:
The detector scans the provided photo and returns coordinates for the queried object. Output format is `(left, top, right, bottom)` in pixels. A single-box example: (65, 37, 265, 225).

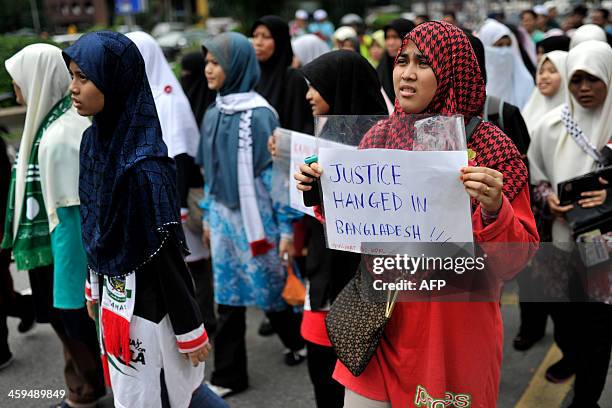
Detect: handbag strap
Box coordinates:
(561, 104, 606, 166)
(385, 288, 400, 318)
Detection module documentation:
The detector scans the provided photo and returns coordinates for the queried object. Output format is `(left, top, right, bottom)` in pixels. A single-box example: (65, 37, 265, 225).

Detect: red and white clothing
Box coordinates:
(86, 241, 208, 408)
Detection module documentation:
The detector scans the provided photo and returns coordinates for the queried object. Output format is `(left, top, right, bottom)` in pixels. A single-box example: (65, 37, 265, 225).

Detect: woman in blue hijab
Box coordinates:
(63, 31, 227, 408)
(198, 32, 305, 396)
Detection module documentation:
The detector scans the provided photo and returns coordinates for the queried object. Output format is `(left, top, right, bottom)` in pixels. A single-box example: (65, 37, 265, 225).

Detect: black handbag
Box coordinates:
(566, 191, 612, 239)
(325, 267, 398, 377)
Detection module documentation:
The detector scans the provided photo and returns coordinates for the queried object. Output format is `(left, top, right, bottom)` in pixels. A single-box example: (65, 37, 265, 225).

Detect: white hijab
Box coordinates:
(528, 41, 612, 243)
(4, 44, 73, 238)
(522, 51, 568, 133)
(569, 24, 607, 49)
(478, 19, 534, 109)
(126, 31, 200, 158)
(291, 34, 330, 66)
(529, 41, 612, 187)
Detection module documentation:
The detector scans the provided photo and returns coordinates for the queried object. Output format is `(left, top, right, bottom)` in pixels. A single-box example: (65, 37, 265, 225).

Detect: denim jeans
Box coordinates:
(189, 384, 230, 408)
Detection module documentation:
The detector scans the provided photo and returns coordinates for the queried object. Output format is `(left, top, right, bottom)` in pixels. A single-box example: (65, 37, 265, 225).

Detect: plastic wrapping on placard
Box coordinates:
(315, 114, 473, 255)
(314, 114, 466, 152)
(271, 128, 292, 208)
(314, 115, 388, 147)
(413, 114, 466, 151)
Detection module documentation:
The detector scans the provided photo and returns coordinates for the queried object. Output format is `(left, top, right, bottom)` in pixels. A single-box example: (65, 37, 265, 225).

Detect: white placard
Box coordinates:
(289, 132, 355, 216)
(319, 148, 473, 254)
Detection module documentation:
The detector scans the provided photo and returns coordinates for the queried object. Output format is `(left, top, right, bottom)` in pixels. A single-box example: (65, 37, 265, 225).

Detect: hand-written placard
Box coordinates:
(289, 132, 355, 216)
(319, 148, 473, 254)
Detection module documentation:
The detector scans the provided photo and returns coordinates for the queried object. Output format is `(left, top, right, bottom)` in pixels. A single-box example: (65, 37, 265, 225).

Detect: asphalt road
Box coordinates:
(0, 269, 609, 408)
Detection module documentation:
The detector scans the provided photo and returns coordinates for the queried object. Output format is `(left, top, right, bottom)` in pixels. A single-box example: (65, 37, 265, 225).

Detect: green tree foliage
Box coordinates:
(0, 36, 58, 107)
(0, 0, 46, 34)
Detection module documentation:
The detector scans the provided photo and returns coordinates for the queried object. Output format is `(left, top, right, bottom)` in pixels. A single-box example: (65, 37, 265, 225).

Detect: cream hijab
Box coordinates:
(569, 24, 607, 49)
(528, 41, 612, 243)
(522, 51, 568, 133)
(4, 44, 73, 237)
(126, 31, 200, 158)
(528, 41, 612, 189)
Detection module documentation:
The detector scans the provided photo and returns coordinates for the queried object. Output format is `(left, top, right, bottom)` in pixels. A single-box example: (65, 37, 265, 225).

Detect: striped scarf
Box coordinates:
(1, 95, 71, 270)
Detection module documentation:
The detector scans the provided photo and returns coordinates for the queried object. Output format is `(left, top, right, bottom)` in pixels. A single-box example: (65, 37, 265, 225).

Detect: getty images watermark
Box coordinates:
(370, 253, 488, 292)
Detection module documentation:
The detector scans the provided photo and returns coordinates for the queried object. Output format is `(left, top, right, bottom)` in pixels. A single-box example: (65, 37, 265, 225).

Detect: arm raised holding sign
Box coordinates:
(460, 166, 504, 213)
(295, 162, 323, 190)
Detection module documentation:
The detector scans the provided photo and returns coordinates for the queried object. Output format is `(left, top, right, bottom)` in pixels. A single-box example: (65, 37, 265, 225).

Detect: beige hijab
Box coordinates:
(5, 44, 73, 237)
(522, 51, 568, 134)
(528, 41, 612, 242)
(5, 44, 90, 236)
(569, 24, 607, 49)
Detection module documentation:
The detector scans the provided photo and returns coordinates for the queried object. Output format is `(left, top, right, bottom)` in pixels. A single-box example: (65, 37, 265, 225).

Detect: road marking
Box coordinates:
(515, 344, 574, 408)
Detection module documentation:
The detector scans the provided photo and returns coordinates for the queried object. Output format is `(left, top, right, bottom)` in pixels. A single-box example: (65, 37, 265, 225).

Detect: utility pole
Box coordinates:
(29, 0, 41, 33)
(195, 0, 208, 27)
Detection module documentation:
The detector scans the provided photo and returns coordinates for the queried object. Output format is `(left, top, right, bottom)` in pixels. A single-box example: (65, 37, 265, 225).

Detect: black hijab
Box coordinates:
(377, 18, 415, 101)
(180, 51, 216, 126)
(299, 50, 388, 311)
(507, 24, 536, 79)
(251, 15, 293, 110)
(251, 15, 313, 133)
(536, 35, 571, 53)
(465, 30, 487, 84)
(300, 50, 387, 115)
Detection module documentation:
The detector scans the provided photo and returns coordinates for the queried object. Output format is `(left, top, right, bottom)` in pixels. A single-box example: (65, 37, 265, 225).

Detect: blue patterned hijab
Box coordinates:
(63, 31, 184, 277)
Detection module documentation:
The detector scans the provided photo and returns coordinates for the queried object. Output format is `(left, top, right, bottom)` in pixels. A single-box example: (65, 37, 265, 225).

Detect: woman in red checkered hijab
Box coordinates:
(297, 21, 539, 407)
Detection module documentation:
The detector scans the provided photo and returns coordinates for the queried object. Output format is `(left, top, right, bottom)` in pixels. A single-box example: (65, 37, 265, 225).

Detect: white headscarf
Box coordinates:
(478, 19, 535, 109)
(4, 44, 75, 237)
(126, 31, 200, 158)
(569, 24, 607, 49)
(291, 34, 330, 66)
(529, 41, 612, 187)
(522, 51, 568, 133)
(333, 26, 358, 43)
(528, 41, 612, 243)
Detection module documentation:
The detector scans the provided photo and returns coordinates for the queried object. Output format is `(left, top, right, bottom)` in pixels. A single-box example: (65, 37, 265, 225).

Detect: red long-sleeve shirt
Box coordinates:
(333, 185, 539, 407)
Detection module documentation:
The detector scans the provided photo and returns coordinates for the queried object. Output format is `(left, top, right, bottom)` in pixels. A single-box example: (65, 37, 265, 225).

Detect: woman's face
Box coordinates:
(12, 81, 24, 106)
(68, 60, 104, 116)
(521, 12, 536, 33)
(252, 25, 275, 62)
(392, 40, 437, 113)
(305, 85, 330, 115)
(369, 42, 384, 62)
(569, 70, 608, 109)
(385, 28, 402, 58)
(204, 52, 226, 90)
(537, 59, 562, 97)
(493, 35, 512, 47)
